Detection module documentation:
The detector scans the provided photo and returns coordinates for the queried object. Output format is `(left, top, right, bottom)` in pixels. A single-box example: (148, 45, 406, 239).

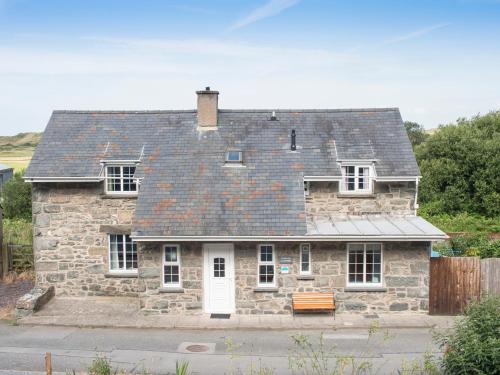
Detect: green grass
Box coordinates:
(0, 132, 40, 171)
(2, 219, 32, 245)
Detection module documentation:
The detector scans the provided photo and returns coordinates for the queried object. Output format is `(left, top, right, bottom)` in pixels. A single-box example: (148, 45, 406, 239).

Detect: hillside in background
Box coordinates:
(0, 132, 41, 171)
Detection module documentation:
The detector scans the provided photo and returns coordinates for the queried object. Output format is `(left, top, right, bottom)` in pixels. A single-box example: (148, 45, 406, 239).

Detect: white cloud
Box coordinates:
(378, 23, 451, 46)
(229, 0, 300, 31)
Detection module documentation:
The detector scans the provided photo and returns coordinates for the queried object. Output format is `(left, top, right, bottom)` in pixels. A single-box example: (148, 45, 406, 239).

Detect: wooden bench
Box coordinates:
(292, 292, 335, 318)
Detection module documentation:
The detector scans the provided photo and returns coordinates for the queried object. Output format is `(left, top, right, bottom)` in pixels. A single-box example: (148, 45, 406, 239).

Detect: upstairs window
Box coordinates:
(341, 166, 372, 193)
(105, 165, 138, 195)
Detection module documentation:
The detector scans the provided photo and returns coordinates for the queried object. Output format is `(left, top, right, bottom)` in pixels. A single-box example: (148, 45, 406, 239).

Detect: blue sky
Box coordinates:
(1, 0, 499, 134)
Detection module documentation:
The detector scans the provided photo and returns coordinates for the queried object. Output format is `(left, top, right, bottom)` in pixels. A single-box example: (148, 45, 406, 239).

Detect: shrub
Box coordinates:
(435, 296, 500, 374)
(1, 170, 32, 220)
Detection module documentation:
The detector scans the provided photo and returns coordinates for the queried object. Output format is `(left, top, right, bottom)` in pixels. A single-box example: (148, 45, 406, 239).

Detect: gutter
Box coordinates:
(304, 176, 421, 182)
(131, 234, 448, 242)
(23, 176, 103, 182)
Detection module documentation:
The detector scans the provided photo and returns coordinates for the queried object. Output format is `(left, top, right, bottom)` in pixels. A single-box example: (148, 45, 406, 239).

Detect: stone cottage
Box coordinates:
(24, 88, 446, 315)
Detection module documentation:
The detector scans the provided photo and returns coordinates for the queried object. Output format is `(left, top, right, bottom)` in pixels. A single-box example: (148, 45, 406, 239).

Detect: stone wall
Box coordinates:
(235, 242, 429, 314)
(138, 241, 429, 315)
(138, 242, 203, 314)
(306, 181, 416, 216)
(32, 183, 141, 297)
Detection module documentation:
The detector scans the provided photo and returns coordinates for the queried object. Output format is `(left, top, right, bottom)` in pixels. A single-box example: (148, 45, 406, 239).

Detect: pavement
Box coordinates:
(0, 321, 447, 374)
(18, 297, 456, 330)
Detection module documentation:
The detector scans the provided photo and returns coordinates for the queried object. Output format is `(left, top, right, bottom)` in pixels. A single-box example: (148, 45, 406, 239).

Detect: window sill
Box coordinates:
(254, 287, 279, 292)
(296, 275, 315, 280)
(337, 193, 375, 198)
(104, 272, 138, 279)
(102, 194, 138, 199)
(344, 287, 387, 292)
(159, 287, 184, 293)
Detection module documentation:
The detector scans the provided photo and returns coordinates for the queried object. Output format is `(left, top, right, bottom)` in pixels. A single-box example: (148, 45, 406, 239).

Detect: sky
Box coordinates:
(0, 0, 499, 134)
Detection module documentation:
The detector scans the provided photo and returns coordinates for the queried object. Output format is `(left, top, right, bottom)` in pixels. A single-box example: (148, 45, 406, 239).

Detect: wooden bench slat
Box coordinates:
(292, 292, 336, 318)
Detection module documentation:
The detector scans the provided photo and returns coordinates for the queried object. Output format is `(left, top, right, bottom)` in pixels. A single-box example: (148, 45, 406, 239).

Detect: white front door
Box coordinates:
(203, 243, 235, 314)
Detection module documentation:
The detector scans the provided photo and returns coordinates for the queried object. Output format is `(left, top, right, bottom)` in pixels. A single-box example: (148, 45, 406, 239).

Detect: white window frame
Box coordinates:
(104, 164, 139, 195)
(300, 243, 312, 275)
(257, 244, 276, 287)
(346, 243, 383, 287)
(108, 234, 138, 274)
(340, 165, 373, 194)
(162, 244, 181, 288)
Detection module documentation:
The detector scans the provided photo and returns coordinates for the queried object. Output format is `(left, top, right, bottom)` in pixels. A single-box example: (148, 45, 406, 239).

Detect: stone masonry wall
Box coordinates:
(138, 242, 203, 314)
(139, 241, 429, 315)
(32, 183, 141, 297)
(306, 181, 416, 216)
(235, 242, 429, 314)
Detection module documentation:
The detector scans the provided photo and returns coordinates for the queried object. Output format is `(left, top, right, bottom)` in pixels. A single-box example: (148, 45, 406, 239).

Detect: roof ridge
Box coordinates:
(52, 108, 400, 115)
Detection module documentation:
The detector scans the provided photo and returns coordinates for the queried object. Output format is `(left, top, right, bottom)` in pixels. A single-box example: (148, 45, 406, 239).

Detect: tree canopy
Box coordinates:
(404, 121, 429, 148)
(415, 112, 500, 217)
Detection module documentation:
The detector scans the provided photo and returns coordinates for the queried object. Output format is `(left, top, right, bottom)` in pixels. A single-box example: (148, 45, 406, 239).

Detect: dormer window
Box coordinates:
(340, 165, 372, 194)
(225, 151, 242, 164)
(105, 165, 138, 195)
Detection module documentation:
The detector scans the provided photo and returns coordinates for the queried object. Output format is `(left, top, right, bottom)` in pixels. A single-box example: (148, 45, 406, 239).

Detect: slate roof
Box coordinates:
(26, 108, 421, 237)
(0, 163, 13, 172)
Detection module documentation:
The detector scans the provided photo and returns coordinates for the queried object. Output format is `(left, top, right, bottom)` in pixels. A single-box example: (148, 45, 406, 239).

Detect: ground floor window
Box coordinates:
(108, 234, 137, 272)
(163, 245, 181, 287)
(300, 243, 311, 275)
(347, 243, 382, 286)
(258, 244, 275, 287)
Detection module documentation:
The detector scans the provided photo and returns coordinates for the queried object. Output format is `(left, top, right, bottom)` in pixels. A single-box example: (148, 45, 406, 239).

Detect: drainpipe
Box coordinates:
(414, 177, 420, 215)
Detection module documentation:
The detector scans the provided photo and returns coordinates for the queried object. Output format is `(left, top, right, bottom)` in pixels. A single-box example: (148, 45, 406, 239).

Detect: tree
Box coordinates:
(416, 112, 500, 217)
(1, 170, 32, 220)
(404, 121, 429, 148)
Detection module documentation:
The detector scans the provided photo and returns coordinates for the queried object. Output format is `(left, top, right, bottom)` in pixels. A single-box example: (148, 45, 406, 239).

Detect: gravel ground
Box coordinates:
(0, 279, 34, 318)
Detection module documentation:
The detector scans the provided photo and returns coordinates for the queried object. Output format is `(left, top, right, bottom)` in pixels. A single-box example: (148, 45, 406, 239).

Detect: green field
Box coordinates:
(0, 132, 41, 172)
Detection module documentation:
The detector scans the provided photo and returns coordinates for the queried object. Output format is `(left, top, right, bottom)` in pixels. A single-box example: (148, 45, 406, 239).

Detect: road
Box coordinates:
(0, 321, 441, 374)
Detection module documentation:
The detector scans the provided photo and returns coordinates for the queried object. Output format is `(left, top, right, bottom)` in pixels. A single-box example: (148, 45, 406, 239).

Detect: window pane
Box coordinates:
(165, 247, 178, 262)
(227, 151, 241, 162)
(164, 265, 179, 284)
(260, 246, 273, 262)
(214, 258, 225, 277)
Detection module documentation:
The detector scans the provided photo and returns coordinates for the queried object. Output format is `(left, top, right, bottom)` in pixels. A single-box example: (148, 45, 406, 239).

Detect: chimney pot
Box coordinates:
(196, 87, 219, 127)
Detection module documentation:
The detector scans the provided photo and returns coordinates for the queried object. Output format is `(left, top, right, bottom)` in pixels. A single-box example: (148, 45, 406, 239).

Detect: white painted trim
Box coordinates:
(162, 244, 182, 288)
(100, 159, 142, 164)
(304, 176, 342, 181)
(24, 177, 103, 182)
(304, 175, 421, 182)
(132, 234, 447, 242)
(346, 243, 383, 288)
(257, 244, 276, 287)
(104, 165, 139, 196)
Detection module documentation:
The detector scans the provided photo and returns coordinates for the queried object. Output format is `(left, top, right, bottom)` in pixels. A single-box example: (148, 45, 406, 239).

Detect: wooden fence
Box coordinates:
(481, 258, 500, 296)
(1, 243, 33, 276)
(429, 257, 499, 315)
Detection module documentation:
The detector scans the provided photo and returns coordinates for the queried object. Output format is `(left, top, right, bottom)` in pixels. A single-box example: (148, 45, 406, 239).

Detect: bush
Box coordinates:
(420, 212, 500, 234)
(433, 234, 500, 258)
(1, 170, 31, 220)
(435, 296, 500, 374)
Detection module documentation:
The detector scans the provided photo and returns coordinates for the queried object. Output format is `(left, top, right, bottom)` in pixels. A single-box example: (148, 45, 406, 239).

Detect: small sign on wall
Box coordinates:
(280, 256, 292, 264)
(280, 265, 290, 274)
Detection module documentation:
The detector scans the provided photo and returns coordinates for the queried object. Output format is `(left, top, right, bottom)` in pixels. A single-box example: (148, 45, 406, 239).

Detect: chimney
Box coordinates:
(196, 87, 219, 127)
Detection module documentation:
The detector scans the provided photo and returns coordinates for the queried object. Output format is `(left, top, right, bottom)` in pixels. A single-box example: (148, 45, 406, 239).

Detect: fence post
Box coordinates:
(45, 352, 52, 375)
